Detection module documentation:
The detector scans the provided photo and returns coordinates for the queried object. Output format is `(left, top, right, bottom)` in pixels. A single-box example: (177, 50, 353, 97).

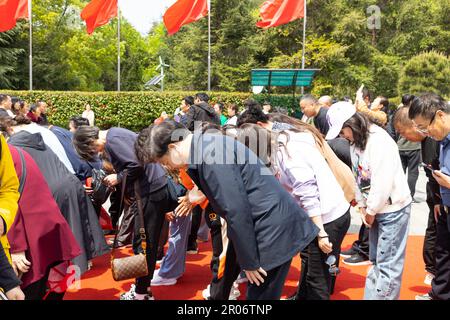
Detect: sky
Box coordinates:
(119, 0, 177, 35)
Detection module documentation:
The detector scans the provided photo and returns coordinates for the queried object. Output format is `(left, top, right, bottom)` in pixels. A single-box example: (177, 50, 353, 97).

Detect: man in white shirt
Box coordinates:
(225, 104, 239, 126)
(0, 94, 15, 118)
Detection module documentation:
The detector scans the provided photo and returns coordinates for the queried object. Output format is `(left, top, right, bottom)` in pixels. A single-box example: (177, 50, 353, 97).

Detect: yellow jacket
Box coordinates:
(0, 135, 19, 263)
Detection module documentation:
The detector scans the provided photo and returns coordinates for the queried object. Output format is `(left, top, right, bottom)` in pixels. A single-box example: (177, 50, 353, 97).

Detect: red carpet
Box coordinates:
(65, 234, 429, 300)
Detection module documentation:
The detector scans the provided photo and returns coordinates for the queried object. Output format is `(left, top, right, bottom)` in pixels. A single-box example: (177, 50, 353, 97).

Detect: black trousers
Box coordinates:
(400, 149, 421, 198)
(133, 185, 178, 295)
(205, 205, 241, 300)
(423, 183, 438, 275)
(351, 224, 370, 258)
(188, 205, 203, 248)
(430, 206, 450, 300)
(22, 269, 65, 301)
(115, 201, 137, 247)
(296, 211, 351, 300)
(247, 259, 292, 300)
(109, 187, 122, 229)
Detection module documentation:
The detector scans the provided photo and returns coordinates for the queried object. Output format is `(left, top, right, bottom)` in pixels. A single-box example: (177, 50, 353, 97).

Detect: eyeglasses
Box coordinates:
(413, 111, 438, 134)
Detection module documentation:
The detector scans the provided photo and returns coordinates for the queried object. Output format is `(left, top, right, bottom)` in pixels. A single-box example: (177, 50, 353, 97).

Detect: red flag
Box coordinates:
(256, 0, 305, 28)
(15, 0, 28, 19)
(81, 0, 118, 35)
(163, 0, 208, 35)
(0, 0, 20, 32)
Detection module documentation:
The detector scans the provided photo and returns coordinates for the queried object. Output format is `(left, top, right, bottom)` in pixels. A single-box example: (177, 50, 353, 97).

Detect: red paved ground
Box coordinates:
(65, 234, 429, 300)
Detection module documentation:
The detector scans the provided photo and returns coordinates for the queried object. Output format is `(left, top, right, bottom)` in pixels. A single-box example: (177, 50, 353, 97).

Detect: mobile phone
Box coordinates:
(422, 162, 433, 172)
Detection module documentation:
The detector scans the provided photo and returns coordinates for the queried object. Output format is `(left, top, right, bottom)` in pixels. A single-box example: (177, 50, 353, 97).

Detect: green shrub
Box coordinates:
(1, 90, 303, 131)
(398, 51, 450, 99)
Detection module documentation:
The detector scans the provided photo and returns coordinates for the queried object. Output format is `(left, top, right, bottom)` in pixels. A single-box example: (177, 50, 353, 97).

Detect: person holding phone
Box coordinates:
(408, 93, 450, 300)
(393, 106, 441, 288)
(326, 103, 411, 300)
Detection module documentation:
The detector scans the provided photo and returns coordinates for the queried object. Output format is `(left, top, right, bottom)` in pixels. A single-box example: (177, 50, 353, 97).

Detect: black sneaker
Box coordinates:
(340, 247, 358, 259)
(343, 253, 372, 266)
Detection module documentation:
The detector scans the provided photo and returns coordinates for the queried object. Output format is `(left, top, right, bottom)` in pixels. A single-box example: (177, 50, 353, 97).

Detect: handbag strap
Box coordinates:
(133, 180, 147, 253)
(110, 171, 147, 259)
(17, 148, 27, 197)
(111, 170, 128, 259)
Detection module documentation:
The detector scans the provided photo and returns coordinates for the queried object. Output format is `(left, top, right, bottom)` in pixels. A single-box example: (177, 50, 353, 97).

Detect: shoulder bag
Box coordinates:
(111, 172, 148, 281)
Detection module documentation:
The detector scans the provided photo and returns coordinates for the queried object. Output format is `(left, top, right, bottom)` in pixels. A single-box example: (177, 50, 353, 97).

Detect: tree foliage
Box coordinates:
(398, 51, 450, 99)
(0, 0, 448, 99)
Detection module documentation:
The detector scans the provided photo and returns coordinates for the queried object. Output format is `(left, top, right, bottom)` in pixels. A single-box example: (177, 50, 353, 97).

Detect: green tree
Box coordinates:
(398, 51, 450, 99)
(0, 26, 26, 89)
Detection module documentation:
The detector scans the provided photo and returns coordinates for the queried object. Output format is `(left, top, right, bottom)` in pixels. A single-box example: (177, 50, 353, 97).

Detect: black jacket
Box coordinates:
(0, 242, 21, 294)
(37, 113, 49, 126)
(422, 137, 441, 205)
(105, 128, 167, 196)
(185, 102, 221, 131)
(8, 131, 109, 274)
(50, 126, 101, 181)
(187, 133, 319, 271)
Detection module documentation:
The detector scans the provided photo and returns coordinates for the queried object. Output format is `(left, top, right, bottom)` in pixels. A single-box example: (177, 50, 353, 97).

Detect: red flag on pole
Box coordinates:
(0, 0, 21, 32)
(163, 0, 208, 35)
(256, 0, 305, 28)
(81, 0, 118, 35)
(15, 0, 28, 19)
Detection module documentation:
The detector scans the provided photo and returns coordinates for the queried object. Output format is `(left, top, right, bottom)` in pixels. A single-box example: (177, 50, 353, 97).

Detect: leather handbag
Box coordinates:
(91, 168, 111, 204)
(111, 172, 148, 281)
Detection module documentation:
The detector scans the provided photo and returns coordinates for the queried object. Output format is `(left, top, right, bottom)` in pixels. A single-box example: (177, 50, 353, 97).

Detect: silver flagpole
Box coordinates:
(117, 1, 121, 92)
(28, 0, 33, 91)
(301, 0, 307, 94)
(207, 0, 211, 92)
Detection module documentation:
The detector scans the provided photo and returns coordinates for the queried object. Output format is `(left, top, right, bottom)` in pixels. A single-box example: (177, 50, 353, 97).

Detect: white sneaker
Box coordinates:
(202, 286, 211, 300)
(424, 273, 434, 286)
(120, 284, 155, 300)
(151, 270, 177, 286)
(202, 284, 240, 300)
(230, 282, 241, 300)
(415, 293, 432, 300)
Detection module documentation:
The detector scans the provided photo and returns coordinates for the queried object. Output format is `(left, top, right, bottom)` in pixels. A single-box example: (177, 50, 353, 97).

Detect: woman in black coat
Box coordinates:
(134, 120, 319, 300)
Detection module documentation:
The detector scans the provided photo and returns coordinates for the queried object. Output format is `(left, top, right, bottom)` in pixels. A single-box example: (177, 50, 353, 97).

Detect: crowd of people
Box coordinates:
(0, 88, 449, 301)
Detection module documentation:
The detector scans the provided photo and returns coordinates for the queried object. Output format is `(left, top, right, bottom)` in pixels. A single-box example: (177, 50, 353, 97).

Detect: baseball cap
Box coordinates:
(325, 101, 356, 140)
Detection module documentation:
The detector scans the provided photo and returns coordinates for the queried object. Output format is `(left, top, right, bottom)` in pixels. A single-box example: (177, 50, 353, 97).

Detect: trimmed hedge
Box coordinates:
(2, 90, 303, 131)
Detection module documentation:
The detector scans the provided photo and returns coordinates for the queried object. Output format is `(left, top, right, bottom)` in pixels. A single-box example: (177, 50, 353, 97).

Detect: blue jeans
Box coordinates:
(157, 214, 192, 279)
(364, 204, 411, 300)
